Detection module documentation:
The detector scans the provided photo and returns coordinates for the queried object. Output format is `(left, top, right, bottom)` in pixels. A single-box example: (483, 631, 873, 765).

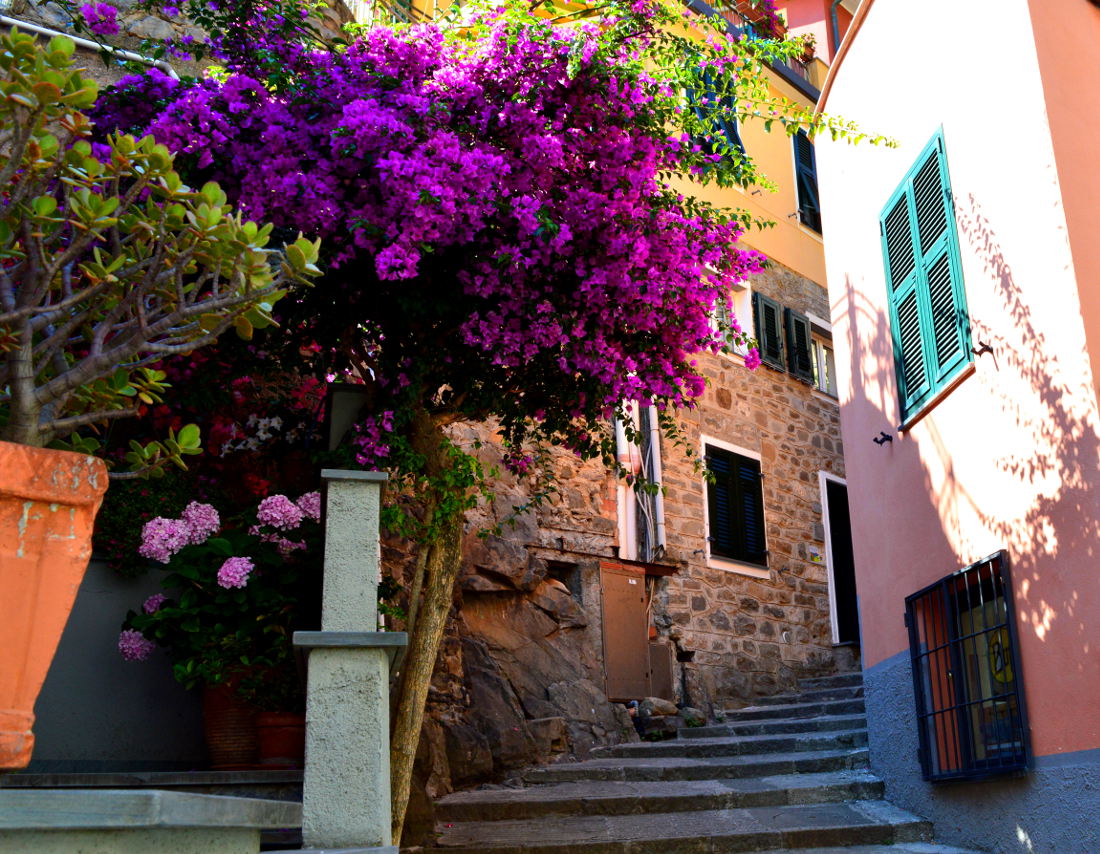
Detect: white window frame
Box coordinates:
(714, 281, 753, 362)
(700, 435, 769, 579)
(818, 470, 849, 645)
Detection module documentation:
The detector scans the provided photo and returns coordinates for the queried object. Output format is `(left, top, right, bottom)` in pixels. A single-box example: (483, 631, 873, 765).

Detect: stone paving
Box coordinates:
(428, 673, 986, 853)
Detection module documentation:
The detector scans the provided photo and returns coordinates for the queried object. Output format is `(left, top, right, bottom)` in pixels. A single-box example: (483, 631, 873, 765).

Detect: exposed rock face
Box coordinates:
(400, 259, 853, 820)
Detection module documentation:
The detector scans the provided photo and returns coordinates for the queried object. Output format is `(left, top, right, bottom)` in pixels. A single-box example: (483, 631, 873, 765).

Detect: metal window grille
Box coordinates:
(904, 550, 1030, 782)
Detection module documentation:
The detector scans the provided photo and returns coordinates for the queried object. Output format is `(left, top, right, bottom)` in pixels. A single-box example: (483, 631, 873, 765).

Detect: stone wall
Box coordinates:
(397, 259, 854, 842)
(656, 260, 851, 708)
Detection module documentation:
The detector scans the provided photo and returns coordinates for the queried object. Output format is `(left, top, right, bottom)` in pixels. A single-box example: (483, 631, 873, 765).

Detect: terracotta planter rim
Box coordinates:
(0, 440, 107, 506)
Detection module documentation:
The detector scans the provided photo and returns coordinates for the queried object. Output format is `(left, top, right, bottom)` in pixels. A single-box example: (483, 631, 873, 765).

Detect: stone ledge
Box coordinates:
(1, 770, 303, 788)
(320, 469, 388, 483)
(0, 789, 301, 829)
(279, 848, 398, 853)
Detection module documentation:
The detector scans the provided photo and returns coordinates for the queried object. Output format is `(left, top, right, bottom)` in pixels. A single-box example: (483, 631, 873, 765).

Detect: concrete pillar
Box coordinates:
(291, 470, 406, 854)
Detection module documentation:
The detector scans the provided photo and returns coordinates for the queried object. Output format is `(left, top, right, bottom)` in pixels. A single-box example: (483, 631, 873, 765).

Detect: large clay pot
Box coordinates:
(256, 711, 306, 768)
(0, 441, 108, 770)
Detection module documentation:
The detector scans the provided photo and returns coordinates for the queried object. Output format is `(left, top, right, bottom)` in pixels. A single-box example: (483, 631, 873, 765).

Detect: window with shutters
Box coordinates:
(752, 292, 785, 370)
(704, 441, 767, 571)
(880, 130, 972, 422)
(905, 551, 1030, 782)
(714, 283, 752, 358)
(794, 130, 821, 233)
(686, 65, 745, 157)
(784, 307, 814, 384)
(812, 336, 837, 397)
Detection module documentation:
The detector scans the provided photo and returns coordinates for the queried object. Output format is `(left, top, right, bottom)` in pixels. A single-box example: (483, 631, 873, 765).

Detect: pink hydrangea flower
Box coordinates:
(181, 501, 220, 544)
(138, 517, 191, 563)
(256, 494, 304, 530)
(142, 593, 168, 614)
(118, 629, 155, 661)
(216, 556, 254, 589)
(80, 2, 119, 36)
(296, 491, 321, 521)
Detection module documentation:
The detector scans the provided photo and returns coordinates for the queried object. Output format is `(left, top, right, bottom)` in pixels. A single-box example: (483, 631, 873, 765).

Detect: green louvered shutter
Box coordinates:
(753, 292, 786, 370)
(794, 130, 822, 233)
(706, 446, 766, 567)
(785, 308, 814, 383)
(880, 131, 971, 420)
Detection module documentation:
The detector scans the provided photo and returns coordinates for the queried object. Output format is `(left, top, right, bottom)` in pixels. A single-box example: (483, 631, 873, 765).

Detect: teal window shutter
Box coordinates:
(752, 292, 786, 370)
(706, 445, 767, 567)
(794, 130, 822, 233)
(880, 131, 971, 420)
(784, 308, 814, 383)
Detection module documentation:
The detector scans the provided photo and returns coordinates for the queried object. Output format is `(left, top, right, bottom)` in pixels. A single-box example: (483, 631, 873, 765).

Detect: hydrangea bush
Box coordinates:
(120, 492, 322, 703)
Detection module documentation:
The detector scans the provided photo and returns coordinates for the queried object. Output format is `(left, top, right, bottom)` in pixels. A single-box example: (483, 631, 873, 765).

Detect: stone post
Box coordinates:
(292, 470, 407, 854)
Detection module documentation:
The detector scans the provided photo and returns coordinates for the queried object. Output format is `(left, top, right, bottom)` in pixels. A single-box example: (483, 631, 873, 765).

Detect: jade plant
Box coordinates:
(0, 28, 321, 473)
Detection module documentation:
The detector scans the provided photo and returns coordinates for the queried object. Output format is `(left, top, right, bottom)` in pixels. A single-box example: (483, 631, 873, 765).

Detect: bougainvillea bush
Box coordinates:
(85, 0, 885, 834)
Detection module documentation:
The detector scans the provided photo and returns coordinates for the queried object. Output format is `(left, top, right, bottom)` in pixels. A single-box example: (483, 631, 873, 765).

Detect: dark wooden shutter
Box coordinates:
(879, 131, 971, 420)
(752, 292, 785, 370)
(687, 67, 744, 155)
(784, 308, 814, 383)
(794, 130, 821, 233)
(706, 446, 767, 567)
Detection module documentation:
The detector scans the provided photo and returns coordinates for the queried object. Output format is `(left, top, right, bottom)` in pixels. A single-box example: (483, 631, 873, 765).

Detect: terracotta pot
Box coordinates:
(0, 441, 107, 771)
(256, 711, 306, 768)
(202, 680, 259, 769)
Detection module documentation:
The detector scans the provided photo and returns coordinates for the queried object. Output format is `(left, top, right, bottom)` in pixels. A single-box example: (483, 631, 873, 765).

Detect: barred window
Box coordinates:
(905, 551, 1030, 781)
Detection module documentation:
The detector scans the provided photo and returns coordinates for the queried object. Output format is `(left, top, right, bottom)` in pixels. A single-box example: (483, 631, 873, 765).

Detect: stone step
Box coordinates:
(722, 697, 866, 722)
(683, 714, 867, 740)
(434, 798, 933, 852)
(522, 748, 870, 784)
(798, 672, 865, 690)
(596, 729, 868, 759)
(751, 686, 865, 706)
(746, 846, 984, 854)
(436, 770, 886, 823)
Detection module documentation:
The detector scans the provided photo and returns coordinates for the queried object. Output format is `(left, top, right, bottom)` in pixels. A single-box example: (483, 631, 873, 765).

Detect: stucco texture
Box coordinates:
(816, 0, 1100, 763)
(866, 652, 1100, 854)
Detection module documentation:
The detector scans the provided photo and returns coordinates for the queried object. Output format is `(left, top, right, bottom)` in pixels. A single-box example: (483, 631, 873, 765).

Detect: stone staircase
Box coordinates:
(430, 672, 982, 853)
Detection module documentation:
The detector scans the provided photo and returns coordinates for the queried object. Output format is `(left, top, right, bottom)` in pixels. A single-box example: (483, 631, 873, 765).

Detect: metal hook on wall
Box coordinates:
(873, 431, 894, 446)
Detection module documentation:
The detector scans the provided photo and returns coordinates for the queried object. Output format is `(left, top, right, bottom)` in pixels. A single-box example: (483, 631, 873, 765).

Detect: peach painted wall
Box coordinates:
(781, 0, 852, 61)
(815, 0, 1100, 759)
(679, 64, 827, 284)
(1026, 0, 1100, 404)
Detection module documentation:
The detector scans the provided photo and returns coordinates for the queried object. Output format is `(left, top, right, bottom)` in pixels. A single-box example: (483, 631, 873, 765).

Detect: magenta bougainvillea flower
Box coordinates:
(80, 2, 119, 36)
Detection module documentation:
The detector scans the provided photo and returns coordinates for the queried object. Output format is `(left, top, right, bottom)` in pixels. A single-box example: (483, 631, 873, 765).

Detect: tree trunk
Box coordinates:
(389, 412, 466, 845)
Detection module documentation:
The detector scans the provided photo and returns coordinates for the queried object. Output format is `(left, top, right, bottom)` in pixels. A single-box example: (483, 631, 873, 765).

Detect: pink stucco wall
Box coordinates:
(783, 0, 852, 62)
(816, 0, 1100, 759)
(1027, 0, 1100, 405)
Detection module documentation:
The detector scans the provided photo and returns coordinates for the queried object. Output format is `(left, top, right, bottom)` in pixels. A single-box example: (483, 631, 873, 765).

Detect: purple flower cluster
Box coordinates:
(138, 517, 191, 563)
(118, 629, 155, 661)
(216, 556, 254, 588)
(182, 501, 220, 543)
(94, 11, 765, 448)
(80, 2, 119, 36)
(139, 502, 220, 562)
(143, 593, 168, 614)
(256, 494, 304, 529)
(297, 491, 321, 521)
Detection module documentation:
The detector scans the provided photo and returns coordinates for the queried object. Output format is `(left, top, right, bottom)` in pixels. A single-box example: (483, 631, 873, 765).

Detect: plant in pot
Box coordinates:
(0, 28, 321, 770)
(119, 492, 321, 768)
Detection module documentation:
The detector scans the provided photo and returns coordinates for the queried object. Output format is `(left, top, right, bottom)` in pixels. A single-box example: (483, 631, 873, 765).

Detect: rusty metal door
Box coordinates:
(600, 563, 649, 701)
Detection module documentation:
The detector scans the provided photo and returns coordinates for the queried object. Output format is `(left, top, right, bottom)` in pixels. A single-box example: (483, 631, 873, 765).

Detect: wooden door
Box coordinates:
(600, 563, 649, 701)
